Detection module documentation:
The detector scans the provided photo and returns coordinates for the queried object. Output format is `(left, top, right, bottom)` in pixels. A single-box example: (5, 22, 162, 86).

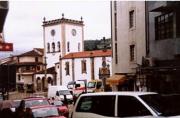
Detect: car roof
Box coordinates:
(24, 97, 47, 101)
(80, 91, 157, 97)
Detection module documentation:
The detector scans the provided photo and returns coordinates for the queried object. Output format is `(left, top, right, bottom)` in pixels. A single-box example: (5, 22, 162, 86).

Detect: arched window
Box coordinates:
(47, 43, 50, 53)
(52, 42, 55, 52)
(67, 42, 70, 52)
(78, 43, 81, 51)
(57, 41, 61, 52)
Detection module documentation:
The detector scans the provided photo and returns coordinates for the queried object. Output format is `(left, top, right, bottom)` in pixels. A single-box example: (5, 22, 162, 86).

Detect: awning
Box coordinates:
(106, 74, 126, 85)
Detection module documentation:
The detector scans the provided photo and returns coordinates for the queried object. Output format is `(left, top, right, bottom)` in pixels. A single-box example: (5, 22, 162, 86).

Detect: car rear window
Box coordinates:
(25, 99, 49, 107)
(76, 95, 115, 117)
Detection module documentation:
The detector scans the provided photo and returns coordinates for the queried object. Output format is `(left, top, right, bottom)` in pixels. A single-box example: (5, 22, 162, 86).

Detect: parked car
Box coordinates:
(72, 92, 180, 118)
(53, 100, 69, 118)
(23, 97, 50, 108)
(31, 105, 66, 118)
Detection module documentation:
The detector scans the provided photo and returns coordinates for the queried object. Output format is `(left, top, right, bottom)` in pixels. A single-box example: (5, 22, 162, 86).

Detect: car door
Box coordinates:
(73, 95, 116, 118)
(117, 95, 153, 117)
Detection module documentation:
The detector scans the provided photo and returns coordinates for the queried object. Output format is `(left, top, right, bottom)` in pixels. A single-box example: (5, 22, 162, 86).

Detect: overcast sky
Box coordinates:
(3, 1, 111, 51)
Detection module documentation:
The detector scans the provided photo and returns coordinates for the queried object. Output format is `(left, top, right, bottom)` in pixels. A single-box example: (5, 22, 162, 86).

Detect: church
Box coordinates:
(34, 14, 112, 90)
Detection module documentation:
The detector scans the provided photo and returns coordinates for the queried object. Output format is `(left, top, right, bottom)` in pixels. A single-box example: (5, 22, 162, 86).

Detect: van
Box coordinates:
(67, 80, 86, 96)
(72, 92, 180, 118)
(48, 85, 73, 103)
(87, 80, 103, 93)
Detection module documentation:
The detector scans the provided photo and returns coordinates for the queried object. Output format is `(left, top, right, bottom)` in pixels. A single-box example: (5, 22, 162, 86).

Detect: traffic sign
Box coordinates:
(0, 42, 13, 51)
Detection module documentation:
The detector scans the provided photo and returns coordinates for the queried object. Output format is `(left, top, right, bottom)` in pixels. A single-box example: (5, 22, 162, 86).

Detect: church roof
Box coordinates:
(43, 17, 84, 26)
(62, 49, 112, 59)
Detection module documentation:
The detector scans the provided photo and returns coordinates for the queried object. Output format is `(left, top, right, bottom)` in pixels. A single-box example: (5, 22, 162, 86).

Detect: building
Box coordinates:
(55, 49, 112, 86)
(0, 1, 8, 33)
(42, 14, 84, 68)
(16, 48, 44, 91)
(139, 1, 180, 94)
(41, 15, 112, 87)
(111, 1, 146, 91)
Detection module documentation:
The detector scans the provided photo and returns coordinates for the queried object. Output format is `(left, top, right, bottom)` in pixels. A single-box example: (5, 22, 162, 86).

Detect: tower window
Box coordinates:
(47, 43, 50, 53)
(78, 43, 81, 51)
(52, 42, 55, 52)
(57, 41, 61, 52)
(67, 42, 70, 52)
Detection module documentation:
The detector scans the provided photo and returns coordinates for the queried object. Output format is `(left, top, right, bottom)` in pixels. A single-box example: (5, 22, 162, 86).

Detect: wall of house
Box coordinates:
(94, 56, 112, 80)
(111, 1, 146, 74)
(44, 24, 61, 68)
(74, 58, 91, 82)
(148, 1, 180, 60)
(19, 56, 37, 63)
(61, 59, 73, 85)
(44, 23, 84, 68)
(65, 24, 84, 53)
(58, 56, 112, 86)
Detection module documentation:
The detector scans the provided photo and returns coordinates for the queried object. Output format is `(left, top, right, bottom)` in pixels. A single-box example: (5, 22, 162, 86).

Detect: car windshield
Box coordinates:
(53, 100, 63, 106)
(25, 99, 49, 108)
(140, 94, 180, 116)
(58, 90, 71, 95)
(32, 107, 59, 117)
(87, 82, 96, 88)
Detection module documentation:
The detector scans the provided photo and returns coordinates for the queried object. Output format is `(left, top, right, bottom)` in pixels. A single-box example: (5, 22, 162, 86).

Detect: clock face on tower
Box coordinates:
(71, 29, 77, 36)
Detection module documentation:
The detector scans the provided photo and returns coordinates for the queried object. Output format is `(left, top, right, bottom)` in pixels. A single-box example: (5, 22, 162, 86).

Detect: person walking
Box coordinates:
(15, 100, 26, 118)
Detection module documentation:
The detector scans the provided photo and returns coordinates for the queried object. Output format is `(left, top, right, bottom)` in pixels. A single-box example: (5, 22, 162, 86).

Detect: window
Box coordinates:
(47, 43, 50, 53)
(78, 43, 81, 51)
(155, 12, 174, 40)
(114, 1, 117, 11)
(65, 62, 70, 75)
(76, 96, 115, 117)
(115, 43, 118, 64)
(118, 96, 152, 117)
(57, 41, 61, 52)
(36, 66, 40, 71)
(129, 10, 134, 28)
(81, 60, 87, 73)
(35, 57, 38, 62)
(130, 45, 135, 61)
(115, 13, 117, 41)
(52, 42, 55, 52)
(67, 42, 70, 52)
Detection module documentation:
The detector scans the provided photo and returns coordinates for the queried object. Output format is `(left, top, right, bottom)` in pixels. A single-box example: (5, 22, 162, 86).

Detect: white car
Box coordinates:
(72, 92, 180, 118)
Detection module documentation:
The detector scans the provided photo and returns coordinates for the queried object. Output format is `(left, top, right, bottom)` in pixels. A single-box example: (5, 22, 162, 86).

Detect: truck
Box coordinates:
(87, 79, 103, 93)
(48, 85, 73, 103)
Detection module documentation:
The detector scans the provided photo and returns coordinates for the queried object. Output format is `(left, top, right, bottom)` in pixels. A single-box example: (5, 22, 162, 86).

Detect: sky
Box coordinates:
(3, 1, 111, 51)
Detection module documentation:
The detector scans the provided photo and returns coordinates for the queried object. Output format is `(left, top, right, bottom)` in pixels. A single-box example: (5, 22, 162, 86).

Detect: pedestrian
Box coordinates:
(15, 100, 26, 118)
(25, 107, 34, 118)
(63, 95, 68, 107)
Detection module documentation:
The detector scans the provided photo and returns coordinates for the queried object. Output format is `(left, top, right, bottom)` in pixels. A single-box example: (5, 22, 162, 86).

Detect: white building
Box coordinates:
(42, 14, 84, 68)
(110, 1, 146, 91)
(38, 15, 112, 87)
(55, 50, 112, 86)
